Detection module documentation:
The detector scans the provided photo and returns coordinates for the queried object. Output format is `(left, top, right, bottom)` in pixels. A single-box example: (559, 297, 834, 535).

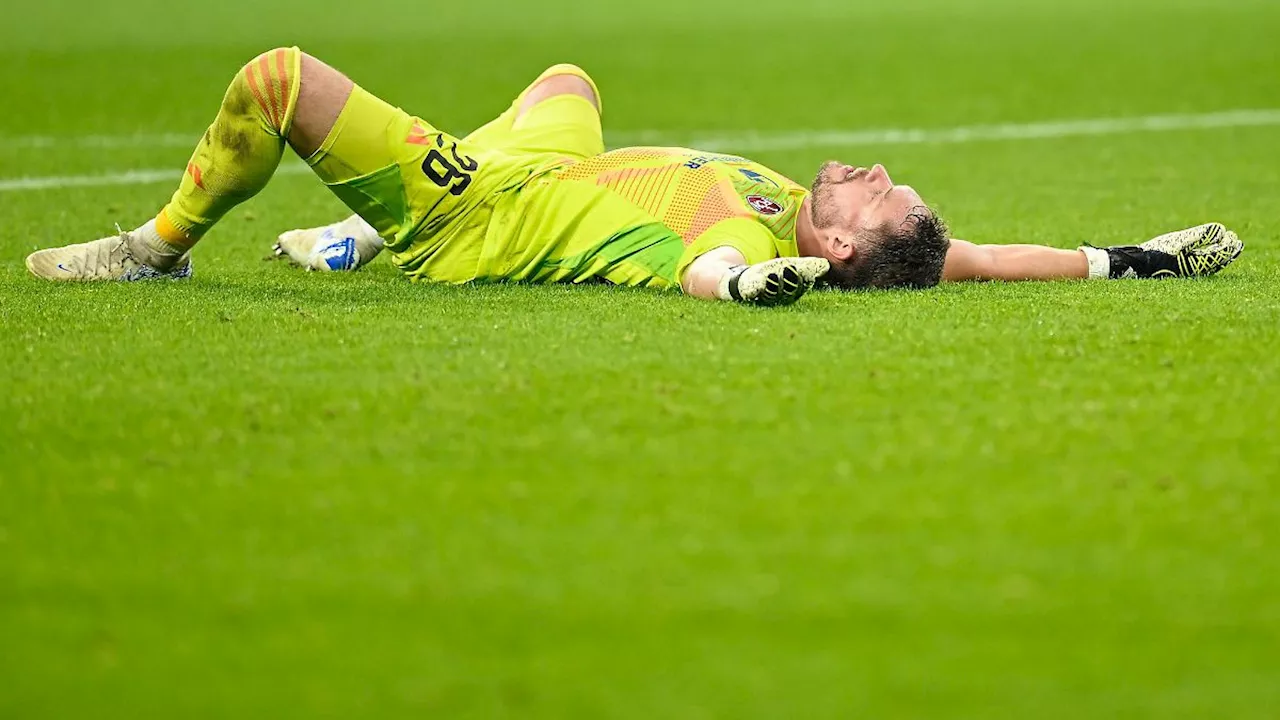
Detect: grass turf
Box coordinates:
(2, 0, 1279, 716)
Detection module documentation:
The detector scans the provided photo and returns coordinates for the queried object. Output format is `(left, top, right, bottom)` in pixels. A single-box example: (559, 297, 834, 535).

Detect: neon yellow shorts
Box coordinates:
(306, 65, 606, 282)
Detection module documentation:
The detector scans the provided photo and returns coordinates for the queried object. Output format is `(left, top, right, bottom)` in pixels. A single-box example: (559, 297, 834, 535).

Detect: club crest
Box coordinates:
(746, 195, 783, 216)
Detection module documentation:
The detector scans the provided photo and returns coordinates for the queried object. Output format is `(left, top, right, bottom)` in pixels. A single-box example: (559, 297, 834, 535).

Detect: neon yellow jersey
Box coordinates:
(470, 147, 808, 289)
(571, 147, 806, 281)
(385, 145, 808, 288)
(307, 73, 807, 290)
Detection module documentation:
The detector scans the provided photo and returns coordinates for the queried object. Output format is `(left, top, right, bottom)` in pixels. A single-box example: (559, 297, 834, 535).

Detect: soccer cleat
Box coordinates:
(25, 229, 192, 282)
(272, 215, 384, 272)
(1080, 223, 1243, 279)
(718, 256, 830, 306)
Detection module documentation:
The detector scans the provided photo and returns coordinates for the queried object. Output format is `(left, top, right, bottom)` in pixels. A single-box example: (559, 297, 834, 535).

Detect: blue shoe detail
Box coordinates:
(121, 259, 193, 281)
(318, 237, 358, 271)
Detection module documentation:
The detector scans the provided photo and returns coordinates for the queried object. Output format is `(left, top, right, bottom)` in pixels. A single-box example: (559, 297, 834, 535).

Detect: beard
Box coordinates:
(809, 162, 845, 229)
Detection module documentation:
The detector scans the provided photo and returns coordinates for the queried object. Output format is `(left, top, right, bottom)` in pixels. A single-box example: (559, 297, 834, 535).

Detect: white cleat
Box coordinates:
(26, 229, 191, 282)
(272, 215, 384, 272)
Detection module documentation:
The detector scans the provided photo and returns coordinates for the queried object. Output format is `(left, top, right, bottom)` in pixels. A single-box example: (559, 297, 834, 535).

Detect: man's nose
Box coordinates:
(869, 163, 893, 187)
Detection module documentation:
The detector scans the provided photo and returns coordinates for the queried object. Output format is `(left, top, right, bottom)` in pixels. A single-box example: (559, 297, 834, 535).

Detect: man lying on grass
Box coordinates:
(26, 49, 1244, 305)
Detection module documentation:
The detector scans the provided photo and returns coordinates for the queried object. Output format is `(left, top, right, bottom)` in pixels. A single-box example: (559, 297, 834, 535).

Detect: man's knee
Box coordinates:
(225, 48, 303, 133)
(519, 64, 601, 115)
(224, 47, 348, 158)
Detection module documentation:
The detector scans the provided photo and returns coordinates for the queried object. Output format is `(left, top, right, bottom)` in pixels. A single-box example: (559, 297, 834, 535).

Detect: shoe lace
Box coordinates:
(107, 224, 140, 279)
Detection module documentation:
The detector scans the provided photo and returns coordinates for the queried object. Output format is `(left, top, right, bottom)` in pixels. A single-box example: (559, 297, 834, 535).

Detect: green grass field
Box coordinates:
(3, 0, 1280, 716)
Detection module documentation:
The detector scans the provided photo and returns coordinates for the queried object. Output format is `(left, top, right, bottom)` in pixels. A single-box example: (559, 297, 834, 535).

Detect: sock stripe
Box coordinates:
(242, 50, 299, 133)
(257, 54, 282, 128)
(244, 65, 274, 129)
(155, 208, 196, 247)
(274, 50, 292, 131)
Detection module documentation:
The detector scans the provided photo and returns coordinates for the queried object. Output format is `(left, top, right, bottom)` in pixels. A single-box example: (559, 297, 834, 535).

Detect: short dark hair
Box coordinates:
(824, 207, 951, 290)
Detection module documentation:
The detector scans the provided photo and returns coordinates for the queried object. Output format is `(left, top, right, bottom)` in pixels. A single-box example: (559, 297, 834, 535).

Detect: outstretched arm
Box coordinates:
(942, 224, 1243, 283)
(942, 240, 1088, 282)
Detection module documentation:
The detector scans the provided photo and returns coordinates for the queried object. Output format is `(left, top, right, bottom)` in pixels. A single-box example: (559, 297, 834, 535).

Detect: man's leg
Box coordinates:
(26, 49, 352, 280)
(465, 64, 601, 152)
(273, 64, 603, 271)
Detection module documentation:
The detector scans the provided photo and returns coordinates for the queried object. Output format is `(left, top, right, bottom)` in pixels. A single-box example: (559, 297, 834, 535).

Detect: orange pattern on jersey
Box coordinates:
(555, 148, 753, 245)
(687, 181, 745, 243)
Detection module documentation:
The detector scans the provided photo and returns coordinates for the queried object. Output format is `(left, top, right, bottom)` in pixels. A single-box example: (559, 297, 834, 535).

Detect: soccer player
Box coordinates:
(25, 49, 1243, 306)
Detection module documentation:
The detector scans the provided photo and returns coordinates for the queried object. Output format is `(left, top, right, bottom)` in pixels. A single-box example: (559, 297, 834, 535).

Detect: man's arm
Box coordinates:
(943, 240, 1088, 282)
(681, 246, 746, 299)
(682, 246, 830, 305)
(943, 224, 1243, 283)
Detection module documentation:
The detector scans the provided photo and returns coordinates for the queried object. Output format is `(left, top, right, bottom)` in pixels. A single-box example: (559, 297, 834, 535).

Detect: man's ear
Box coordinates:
(828, 234, 857, 263)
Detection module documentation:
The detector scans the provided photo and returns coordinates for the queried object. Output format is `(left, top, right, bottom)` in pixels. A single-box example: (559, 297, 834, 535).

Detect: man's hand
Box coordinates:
(717, 257, 831, 306)
(1080, 223, 1243, 279)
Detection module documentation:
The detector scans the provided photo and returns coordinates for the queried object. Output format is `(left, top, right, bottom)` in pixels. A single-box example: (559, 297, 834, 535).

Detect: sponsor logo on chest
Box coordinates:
(739, 168, 780, 188)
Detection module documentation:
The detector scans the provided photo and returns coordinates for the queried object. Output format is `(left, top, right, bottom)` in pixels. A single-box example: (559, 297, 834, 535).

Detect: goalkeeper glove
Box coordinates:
(1079, 223, 1242, 279)
(272, 215, 384, 272)
(717, 257, 831, 306)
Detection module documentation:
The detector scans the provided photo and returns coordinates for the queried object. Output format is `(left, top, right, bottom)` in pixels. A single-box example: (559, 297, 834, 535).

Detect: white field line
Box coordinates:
(0, 133, 199, 150)
(2, 109, 1278, 193)
(659, 108, 1280, 154)
(0, 163, 313, 193)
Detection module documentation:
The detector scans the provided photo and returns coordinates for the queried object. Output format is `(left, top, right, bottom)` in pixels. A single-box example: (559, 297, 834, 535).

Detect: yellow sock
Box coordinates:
(154, 47, 302, 250)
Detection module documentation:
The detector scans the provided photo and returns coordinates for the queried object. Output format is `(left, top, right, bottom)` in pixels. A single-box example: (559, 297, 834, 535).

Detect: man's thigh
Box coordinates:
(307, 86, 535, 248)
(465, 64, 605, 161)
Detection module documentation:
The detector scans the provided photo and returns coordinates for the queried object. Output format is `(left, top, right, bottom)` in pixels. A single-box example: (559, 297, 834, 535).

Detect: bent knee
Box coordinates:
(224, 48, 303, 134)
(520, 64, 601, 114)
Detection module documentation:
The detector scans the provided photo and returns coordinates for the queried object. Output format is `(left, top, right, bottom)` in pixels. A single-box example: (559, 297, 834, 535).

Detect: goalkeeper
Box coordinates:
(26, 49, 1243, 305)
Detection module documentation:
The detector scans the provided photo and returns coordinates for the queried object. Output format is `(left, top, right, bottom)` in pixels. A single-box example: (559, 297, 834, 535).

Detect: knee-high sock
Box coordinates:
(153, 47, 302, 250)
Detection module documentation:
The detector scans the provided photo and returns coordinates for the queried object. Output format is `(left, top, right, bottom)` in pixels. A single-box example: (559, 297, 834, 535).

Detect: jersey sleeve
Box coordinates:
(675, 217, 782, 284)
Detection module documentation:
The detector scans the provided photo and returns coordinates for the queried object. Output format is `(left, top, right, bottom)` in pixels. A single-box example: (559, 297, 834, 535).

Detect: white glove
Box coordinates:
(717, 257, 831, 306)
(272, 215, 384, 272)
